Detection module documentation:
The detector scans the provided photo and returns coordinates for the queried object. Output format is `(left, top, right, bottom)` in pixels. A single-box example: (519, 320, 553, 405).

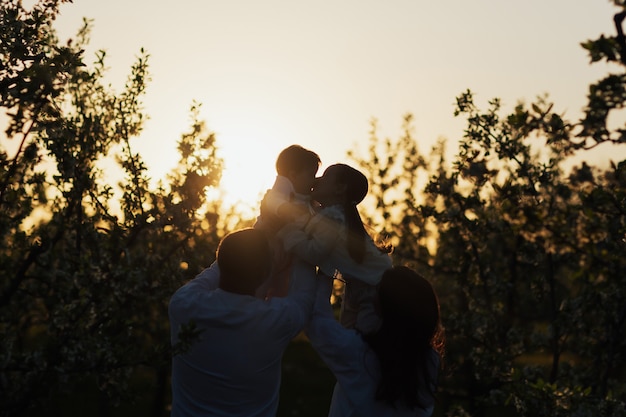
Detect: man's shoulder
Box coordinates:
(169, 281, 201, 313)
(168, 273, 222, 316)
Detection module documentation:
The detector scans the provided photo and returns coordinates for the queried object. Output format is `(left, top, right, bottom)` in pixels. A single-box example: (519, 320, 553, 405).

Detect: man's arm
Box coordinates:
(189, 261, 220, 291)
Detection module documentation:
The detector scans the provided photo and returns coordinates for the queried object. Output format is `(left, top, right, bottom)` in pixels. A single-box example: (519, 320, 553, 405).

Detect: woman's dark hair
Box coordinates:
(363, 266, 445, 409)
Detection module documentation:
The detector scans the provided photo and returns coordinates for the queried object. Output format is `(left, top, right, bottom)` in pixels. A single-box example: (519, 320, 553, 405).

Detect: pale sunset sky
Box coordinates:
(46, 0, 625, 208)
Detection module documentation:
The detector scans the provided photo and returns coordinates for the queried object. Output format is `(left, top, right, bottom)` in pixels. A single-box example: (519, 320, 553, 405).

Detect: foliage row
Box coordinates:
(1, 1, 247, 415)
(1, 0, 626, 416)
(348, 3, 626, 414)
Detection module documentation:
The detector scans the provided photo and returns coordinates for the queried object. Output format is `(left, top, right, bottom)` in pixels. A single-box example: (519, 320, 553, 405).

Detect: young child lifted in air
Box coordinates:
(275, 163, 392, 335)
(254, 144, 321, 299)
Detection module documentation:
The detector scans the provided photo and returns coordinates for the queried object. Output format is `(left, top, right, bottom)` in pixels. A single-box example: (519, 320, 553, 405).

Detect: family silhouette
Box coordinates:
(169, 144, 445, 417)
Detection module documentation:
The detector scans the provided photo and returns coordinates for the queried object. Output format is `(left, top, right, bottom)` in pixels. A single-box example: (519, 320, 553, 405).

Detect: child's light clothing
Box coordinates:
(255, 175, 316, 298)
(339, 276, 381, 334)
(261, 176, 293, 218)
(255, 175, 313, 231)
(277, 205, 391, 333)
(278, 206, 390, 283)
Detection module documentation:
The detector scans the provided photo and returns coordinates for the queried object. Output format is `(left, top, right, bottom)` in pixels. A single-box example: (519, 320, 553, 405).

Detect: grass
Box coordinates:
(278, 338, 336, 416)
(22, 338, 334, 417)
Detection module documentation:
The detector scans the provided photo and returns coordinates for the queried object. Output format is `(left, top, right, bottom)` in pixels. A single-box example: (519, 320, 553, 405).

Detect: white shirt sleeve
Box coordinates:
(191, 261, 220, 291)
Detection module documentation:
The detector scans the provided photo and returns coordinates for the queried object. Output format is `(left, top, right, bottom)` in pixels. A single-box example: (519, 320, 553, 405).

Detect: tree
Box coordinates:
(349, 5, 626, 417)
(0, 1, 246, 415)
(347, 114, 435, 272)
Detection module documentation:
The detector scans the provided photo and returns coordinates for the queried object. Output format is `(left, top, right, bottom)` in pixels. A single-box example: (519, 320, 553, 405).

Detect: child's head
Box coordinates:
(313, 163, 369, 263)
(312, 163, 368, 207)
(275, 145, 321, 194)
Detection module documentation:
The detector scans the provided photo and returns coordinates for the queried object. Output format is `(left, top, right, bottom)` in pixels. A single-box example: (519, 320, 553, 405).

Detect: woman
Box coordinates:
(306, 266, 445, 417)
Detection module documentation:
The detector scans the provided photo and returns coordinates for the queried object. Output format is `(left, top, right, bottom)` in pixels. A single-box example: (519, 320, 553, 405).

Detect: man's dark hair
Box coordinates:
(217, 228, 272, 295)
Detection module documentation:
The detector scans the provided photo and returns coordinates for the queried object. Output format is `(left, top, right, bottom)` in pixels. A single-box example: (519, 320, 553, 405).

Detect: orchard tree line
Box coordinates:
(1, 0, 625, 416)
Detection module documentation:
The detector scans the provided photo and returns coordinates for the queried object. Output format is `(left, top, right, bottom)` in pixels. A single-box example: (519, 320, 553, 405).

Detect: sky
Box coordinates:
(47, 0, 625, 209)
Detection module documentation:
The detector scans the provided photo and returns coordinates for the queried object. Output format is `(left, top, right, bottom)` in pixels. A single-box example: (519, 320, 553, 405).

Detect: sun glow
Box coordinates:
(211, 132, 282, 219)
(214, 166, 269, 219)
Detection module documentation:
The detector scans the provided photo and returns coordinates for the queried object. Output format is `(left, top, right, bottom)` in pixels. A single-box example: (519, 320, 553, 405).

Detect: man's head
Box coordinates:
(275, 145, 321, 195)
(217, 228, 272, 295)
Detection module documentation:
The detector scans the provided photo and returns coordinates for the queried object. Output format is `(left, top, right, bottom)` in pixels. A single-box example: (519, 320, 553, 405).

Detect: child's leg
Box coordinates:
(354, 284, 382, 335)
(340, 278, 381, 334)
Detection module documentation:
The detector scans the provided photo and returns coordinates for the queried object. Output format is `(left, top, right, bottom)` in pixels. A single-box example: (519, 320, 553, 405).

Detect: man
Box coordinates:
(169, 228, 317, 416)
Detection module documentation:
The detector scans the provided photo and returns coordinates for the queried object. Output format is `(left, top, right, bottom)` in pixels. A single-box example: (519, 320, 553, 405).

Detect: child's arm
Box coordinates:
(261, 188, 290, 218)
(277, 209, 341, 267)
(259, 191, 309, 232)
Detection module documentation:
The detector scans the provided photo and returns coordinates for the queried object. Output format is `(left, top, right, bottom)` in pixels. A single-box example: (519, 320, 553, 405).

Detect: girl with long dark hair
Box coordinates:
(277, 163, 392, 334)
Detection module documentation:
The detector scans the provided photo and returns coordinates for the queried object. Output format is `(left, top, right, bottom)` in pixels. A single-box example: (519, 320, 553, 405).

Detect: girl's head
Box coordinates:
(312, 164, 370, 262)
(312, 163, 368, 207)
